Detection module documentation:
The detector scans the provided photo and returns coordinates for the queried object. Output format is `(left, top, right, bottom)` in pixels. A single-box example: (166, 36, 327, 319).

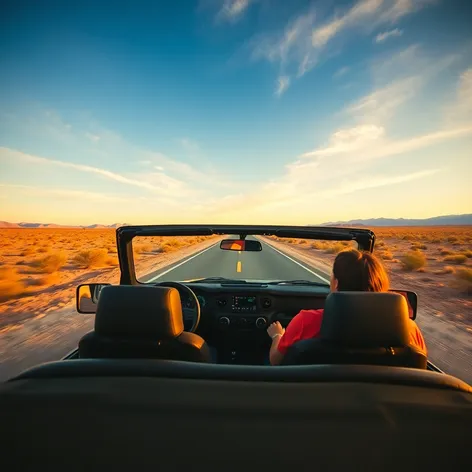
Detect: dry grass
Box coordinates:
(401, 250, 427, 271)
(72, 248, 109, 268)
(324, 242, 346, 254)
(0, 267, 26, 302)
(443, 254, 467, 264)
(31, 252, 67, 273)
(0, 229, 219, 307)
(451, 268, 472, 295)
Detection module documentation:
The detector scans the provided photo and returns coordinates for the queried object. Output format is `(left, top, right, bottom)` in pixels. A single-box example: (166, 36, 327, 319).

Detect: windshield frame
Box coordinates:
(116, 225, 375, 285)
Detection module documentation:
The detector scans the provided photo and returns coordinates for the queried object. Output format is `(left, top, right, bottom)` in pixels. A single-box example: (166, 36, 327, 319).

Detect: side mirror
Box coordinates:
(220, 239, 262, 252)
(390, 289, 417, 320)
(76, 283, 110, 314)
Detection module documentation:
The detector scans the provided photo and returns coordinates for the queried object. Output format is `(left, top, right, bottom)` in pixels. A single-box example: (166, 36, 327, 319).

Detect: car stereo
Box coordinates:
(231, 296, 257, 313)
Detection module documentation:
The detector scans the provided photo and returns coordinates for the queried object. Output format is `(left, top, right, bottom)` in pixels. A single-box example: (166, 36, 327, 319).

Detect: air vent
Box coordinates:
(262, 298, 271, 308)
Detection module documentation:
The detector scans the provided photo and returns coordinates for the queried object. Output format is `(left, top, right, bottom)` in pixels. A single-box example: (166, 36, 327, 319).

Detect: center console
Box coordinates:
(216, 295, 272, 332)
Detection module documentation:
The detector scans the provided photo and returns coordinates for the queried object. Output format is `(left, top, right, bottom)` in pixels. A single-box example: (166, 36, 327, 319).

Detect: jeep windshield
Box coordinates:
(124, 225, 371, 285)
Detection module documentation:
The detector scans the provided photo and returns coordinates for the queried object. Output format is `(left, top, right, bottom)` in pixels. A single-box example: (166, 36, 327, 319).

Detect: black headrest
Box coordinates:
(95, 286, 184, 340)
(320, 292, 410, 348)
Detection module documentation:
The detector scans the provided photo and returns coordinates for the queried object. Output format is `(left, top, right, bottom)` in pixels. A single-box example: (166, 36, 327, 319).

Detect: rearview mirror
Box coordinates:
(76, 283, 110, 314)
(390, 290, 417, 320)
(220, 239, 262, 252)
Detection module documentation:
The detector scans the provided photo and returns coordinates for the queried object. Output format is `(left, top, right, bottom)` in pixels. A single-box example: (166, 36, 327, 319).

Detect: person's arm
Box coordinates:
(409, 320, 427, 355)
(267, 313, 306, 365)
(267, 322, 285, 365)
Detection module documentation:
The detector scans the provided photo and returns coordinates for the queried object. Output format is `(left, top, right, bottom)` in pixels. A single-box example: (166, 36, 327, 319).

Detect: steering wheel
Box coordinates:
(154, 281, 201, 333)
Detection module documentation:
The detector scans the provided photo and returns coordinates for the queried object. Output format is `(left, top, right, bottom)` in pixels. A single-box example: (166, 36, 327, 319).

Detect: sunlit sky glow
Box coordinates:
(1, 0, 471, 225)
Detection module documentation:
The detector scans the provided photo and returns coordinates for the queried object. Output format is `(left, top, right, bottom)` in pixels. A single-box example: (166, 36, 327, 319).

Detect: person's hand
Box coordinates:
(267, 321, 285, 339)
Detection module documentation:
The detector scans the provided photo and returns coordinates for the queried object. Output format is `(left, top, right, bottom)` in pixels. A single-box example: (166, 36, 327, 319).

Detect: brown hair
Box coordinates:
(333, 249, 389, 292)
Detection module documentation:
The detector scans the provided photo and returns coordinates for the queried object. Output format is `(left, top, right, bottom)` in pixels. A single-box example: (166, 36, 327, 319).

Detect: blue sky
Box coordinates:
(0, 0, 471, 225)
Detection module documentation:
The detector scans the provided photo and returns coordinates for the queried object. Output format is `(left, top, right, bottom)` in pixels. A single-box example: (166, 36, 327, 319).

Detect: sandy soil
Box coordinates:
(0, 229, 219, 331)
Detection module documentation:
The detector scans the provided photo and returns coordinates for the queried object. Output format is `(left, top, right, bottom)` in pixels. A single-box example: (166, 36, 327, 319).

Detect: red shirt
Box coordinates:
(277, 309, 427, 355)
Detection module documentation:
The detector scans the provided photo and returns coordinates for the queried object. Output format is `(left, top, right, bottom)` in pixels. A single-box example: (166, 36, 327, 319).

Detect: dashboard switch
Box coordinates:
(219, 316, 230, 327)
(262, 298, 271, 308)
(255, 317, 267, 329)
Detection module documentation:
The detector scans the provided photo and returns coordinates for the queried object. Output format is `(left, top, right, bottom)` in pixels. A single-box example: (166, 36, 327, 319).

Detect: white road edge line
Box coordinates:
(146, 242, 220, 282)
(259, 239, 330, 284)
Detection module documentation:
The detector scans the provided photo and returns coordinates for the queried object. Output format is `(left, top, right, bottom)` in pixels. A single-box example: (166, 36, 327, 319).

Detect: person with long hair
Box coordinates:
(267, 249, 426, 365)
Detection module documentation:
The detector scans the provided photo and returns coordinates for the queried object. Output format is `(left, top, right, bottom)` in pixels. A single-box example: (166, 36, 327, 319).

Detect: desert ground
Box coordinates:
(0, 226, 471, 381)
(0, 229, 218, 330)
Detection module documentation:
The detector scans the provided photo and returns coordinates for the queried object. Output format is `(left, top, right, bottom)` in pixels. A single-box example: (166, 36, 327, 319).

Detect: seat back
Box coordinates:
(283, 292, 427, 369)
(78, 285, 210, 363)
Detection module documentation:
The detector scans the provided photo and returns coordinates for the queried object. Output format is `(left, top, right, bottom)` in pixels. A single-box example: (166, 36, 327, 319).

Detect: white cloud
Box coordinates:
(347, 75, 422, 122)
(333, 66, 350, 78)
(0, 147, 188, 196)
(311, 0, 383, 48)
(85, 132, 100, 142)
(275, 76, 290, 96)
(180, 137, 200, 152)
(375, 28, 403, 43)
(0, 183, 129, 202)
(217, 0, 253, 23)
(301, 125, 472, 162)
(250, 0, 434, 90)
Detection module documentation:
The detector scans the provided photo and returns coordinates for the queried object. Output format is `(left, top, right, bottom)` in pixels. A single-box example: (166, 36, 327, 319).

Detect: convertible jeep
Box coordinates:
(1, 225, 471, 470)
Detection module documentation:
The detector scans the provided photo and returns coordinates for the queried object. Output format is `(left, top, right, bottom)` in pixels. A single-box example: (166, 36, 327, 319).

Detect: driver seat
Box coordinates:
(78, 285, 211, 363)
(282, 292, 427, 369)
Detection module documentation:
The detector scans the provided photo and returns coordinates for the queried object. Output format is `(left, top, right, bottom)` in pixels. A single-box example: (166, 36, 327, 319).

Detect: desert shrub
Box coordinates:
(451, 268, 472, 295)
(297, 239, 307, 245)
(376, 240, 386, 247)
(165, 238, 182, 248)
(29, 273, 60, 287)
(325, 243, 345, 254)
(20, 247, 35, 256)
(434, 266, 455, 275)
(401, 251, 426, 271)
(462, 250, 472, 258)
(134, 243, 153, 254)
(430, 238, 442, 244)
(443, 254, 467, 264)
(37, 246, 50, 253)
(402, 234, 415, 241)
(0, 267, 26, 301)
(447, 236, 458, 243)
(379, 250, 393, 260)
(106, 256, 119, 266)
(31, 252, 67, 273)
(411, 244, 427, 250)
(72, 249, 108, 268)
(311, 241, 325, 250)
(440, 249, 452, 255)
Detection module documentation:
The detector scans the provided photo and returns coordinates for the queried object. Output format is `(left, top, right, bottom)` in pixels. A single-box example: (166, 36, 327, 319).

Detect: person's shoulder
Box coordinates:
(297, 308, 324, 319)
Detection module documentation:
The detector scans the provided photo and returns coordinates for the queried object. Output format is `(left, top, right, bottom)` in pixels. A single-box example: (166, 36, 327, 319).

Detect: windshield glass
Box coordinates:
(133, 235, 357, 284)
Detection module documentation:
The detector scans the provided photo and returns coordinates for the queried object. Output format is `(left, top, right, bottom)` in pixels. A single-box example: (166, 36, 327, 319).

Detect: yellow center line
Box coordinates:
(236, 261, 242, 273)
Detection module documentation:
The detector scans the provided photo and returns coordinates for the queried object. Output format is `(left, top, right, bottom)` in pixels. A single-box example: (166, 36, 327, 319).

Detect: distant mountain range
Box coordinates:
(321, 214, 472, 227)
(0, 222, 129, 229)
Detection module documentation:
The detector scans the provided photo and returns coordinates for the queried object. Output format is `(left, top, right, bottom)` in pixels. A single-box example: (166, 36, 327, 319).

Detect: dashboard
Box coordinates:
(172, 282, 329, 363)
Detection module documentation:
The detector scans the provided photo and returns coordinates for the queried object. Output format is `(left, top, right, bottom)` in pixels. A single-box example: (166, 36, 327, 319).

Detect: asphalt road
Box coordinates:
(142, 237, 330, 284)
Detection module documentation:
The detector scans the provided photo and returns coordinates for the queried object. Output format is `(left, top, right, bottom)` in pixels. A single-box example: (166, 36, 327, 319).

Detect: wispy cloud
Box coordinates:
(0, 183, 130, 202)
(250, 0, 434, 91)
(85, 132, 101, 142)
(333, 66, 350, 78)
(179, 137, 200, 152)
(375, 28, 403, 43)
(0, 147, 187, 195)
(275, 76, 290, 96)
(217, 0, 253, 23)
